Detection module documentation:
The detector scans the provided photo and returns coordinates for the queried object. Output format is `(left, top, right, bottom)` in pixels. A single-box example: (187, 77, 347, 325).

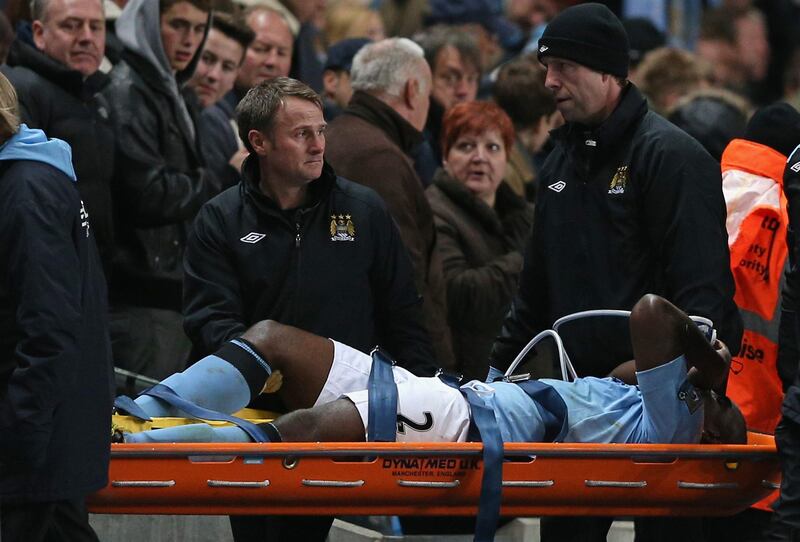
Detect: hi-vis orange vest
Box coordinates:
(722, 139, 788, 511)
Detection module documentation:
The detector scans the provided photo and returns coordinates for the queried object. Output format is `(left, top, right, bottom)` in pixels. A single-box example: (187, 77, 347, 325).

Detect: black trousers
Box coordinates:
(766, 418, 800, 540)
(0, 498, 99, 542)
(539, 516, 707, 542)
(229, 514, 334, 542)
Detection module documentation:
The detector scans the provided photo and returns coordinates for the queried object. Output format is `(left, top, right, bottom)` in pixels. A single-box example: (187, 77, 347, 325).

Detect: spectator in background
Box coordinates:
(2, 0, 116, 276)
(667, 88, 750, 162)
(326, 37, 456, 371)
(621, 17, 666, 80)
(379, 0, 427, 38)
(234, 4, 295, 97)
(325, 1, 384, 46)
(633, 47, 707, 116)
(492, 55, 559, 201)
(0, 71, 113, 542)
(696, 8, 741, 92)
(0, 12, 13, 64)
(696, 7, 772, 106)
(706, 102, 800, 542)
(190, 12, 254, 190)
(414, 27, 481, 185)
(281, 0, 325, 92)
(426, 101, 534, 382)
(103, 0, 214, 381)
(321, 37, 369, 121)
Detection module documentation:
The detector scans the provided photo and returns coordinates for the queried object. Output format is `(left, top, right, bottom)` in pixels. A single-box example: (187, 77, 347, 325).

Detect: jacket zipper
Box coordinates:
(295, 221, 301, 247)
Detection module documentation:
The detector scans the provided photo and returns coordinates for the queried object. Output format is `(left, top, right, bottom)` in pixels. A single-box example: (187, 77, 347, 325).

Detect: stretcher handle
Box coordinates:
(111, 480, 176, 488)
(505, 329, 568, 380)
(678, 481, 738, 490)
(397, 480, 460, 488)
(502, 480, 554, 488)
(585, 480, 647, 488)
(207, 480, 270, 488)
(301, 479, 365, 487)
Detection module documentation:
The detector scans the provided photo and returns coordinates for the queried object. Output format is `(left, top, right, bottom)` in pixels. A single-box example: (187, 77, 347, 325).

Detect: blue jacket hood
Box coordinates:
(0, 124, 76, 181)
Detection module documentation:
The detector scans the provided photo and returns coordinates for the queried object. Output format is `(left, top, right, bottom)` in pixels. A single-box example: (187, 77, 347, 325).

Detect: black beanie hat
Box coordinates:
(744, 103, 800, 158)
(537, 3, 630, 78)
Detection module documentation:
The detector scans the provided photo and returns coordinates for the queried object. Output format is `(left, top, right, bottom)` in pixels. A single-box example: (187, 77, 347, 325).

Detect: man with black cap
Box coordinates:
(487, 4, 742, 540)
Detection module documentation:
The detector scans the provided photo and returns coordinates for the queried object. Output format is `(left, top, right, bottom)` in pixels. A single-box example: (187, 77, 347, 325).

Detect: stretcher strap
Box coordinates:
(367, 348, 398, 442)
(135, 384, 270, 443)
(114, 395, 152, 421)
(461, 386, 503, 542)
(515, 380, 569, 442)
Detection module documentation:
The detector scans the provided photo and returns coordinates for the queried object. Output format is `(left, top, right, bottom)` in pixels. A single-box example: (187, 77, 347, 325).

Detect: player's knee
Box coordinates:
(630, 294, 672, 333)
(241, 319, 284, 356)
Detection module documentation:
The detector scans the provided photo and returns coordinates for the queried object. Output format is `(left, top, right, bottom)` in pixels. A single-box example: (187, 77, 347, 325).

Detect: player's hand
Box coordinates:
(713, 339, 731, 366)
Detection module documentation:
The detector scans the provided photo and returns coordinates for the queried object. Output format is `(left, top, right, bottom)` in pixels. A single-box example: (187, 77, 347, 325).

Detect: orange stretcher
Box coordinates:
(88, 432, 780, 517)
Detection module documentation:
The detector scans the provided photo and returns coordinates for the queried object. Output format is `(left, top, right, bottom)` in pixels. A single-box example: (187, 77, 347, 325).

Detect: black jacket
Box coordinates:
(198, 91, 241, 191)
(0, 153, 112, 501)
(490, 84, 743, 377)
(2, 40, 116, 276)
(779, 146, 800, 422)
(104, 50, 217, 310)
(183, 158, 437, 378)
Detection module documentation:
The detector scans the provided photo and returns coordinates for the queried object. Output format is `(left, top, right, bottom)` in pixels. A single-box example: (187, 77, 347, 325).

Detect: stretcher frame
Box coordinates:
(88, 432, 779, 517)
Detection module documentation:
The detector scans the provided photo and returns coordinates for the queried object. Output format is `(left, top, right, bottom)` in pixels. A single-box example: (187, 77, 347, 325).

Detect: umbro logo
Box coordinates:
(240, 232, 266, 244)
(548, 180, 566, 193)
(539, 45, 548, 53)
(792, 162, 800, 173)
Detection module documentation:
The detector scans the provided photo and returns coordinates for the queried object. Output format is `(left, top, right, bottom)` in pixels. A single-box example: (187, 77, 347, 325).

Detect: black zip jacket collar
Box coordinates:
(240, 155, 337, 224)
(6, 39, 109, 100)
(552, 84, 648, 176)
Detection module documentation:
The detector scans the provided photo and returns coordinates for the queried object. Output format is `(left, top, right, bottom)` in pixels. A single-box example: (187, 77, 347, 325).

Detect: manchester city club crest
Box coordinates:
(608, 165, 628, 195)
(330, 214, 356, 241)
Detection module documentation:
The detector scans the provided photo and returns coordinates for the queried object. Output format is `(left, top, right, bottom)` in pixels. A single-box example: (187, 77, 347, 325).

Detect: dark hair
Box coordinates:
(160, 0, 215, 15)
(236, 76, 322, 153)
(493, 56, 555, 130)
(415, 25, 480, 75)
(212, 11, 254, 52)
(441, 101, 514, 157)
(698, 8, 737, 44)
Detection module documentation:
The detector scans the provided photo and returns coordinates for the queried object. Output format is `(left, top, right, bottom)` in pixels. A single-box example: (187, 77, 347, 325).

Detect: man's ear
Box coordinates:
(31, 20, 45, 51)
(403, 77, 418, 109)
(322, 70, 338, 98)
(248, 129, 271, 156)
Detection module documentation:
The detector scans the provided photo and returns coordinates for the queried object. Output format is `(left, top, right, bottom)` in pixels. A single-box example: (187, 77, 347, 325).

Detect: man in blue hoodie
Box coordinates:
(0, 72, 113, 542)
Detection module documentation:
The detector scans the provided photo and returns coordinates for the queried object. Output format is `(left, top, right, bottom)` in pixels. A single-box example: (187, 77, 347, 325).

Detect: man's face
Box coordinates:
(322, 69, 353, 109)
(431, 45, 479, 110)
(237, 10, 293, 90)
(259, 97, 326, 186)
(408, 61, 432, 132)
(160, 1, 208, 73)
(543, 57, 614, 125)
(189, 29, 244, 108)
(735, 15, 769, 81)
(32, 0, 105, 76)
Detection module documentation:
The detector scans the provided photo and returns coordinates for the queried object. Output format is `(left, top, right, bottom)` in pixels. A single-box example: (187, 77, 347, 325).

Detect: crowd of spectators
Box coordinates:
(2, 0, 800, 541)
